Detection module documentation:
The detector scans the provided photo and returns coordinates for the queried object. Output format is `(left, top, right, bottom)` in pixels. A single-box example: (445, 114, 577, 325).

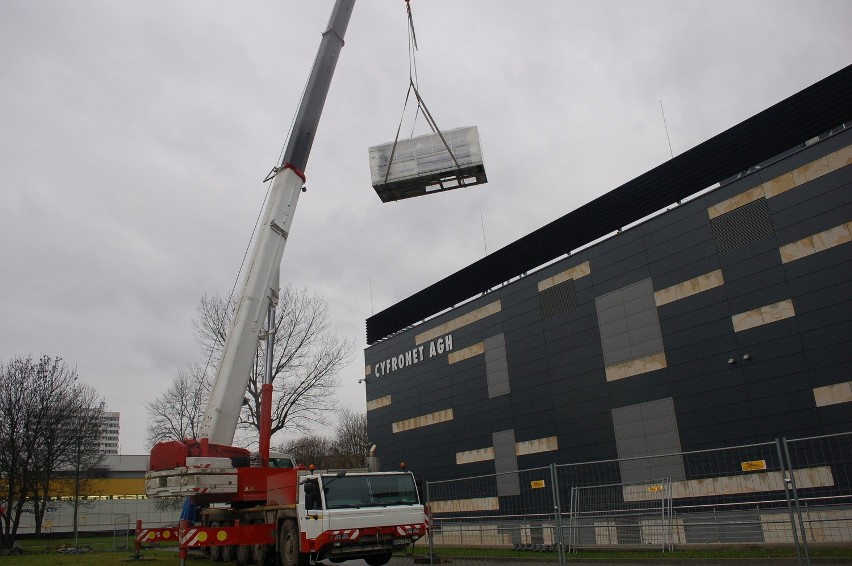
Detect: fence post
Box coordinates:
(667, 477, 674, 552)
(178, 519, 188, 566)
(426, 481, 434, 565)
(549, 463, 565, 566)
(782, 437, 811, 566)
(776, 438, 803, 566)
(568, 486, 576, 553)
(134, 519, 142, 559)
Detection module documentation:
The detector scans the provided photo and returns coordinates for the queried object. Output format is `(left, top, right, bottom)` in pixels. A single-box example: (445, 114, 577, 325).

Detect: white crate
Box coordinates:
(369, 126, 487, 202)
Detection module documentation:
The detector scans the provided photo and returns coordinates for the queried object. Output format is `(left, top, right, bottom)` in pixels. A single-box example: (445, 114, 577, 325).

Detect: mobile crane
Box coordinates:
(141, 1, 427, 564)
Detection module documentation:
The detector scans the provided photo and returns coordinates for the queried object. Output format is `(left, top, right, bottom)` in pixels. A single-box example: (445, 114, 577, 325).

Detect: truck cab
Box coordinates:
(297, 470, 426, 564)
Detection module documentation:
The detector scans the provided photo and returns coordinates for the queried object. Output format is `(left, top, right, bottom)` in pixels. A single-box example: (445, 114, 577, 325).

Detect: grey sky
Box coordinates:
(1, 1, 850, 455)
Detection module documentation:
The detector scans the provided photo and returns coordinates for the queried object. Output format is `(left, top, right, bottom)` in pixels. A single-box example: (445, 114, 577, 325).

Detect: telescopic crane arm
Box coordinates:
(199, 0, 356, 448)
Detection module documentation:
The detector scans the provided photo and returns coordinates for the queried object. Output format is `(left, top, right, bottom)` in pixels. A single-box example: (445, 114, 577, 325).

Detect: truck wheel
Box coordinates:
(365, 553, 393, 566)
(279, 520, 307, 566)
(250, 520, 271, 565)
(235, 543, 252, 565)
(223, 543, 237, 562)
(252, 542, 270, 565)
(210, 522, 224, 562)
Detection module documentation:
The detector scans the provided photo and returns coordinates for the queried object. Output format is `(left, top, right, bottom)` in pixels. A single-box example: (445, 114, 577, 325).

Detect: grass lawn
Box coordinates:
(1, 535, 183, 565)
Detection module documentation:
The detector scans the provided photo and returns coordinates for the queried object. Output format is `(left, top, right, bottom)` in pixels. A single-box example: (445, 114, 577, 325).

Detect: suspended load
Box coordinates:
(369, 126, 487, 202)
(369, 0, 488, 203)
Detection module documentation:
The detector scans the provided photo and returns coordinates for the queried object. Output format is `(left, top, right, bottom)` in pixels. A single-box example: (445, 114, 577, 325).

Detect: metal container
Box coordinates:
(369, 126, 487, 202)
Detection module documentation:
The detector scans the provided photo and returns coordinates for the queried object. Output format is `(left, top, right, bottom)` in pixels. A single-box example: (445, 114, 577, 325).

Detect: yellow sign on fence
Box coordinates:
(648, 485, 663, 492)
(741, 460, 767, 472)
(530, 480, 546, 489)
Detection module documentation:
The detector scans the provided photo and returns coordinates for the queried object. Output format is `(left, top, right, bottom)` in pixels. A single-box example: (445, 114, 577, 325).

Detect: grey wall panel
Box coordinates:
(492, 429, 520, 497)
(597, 279, 664, 367)
(612, 398, 685, 482)
(484, 333, 511, 398)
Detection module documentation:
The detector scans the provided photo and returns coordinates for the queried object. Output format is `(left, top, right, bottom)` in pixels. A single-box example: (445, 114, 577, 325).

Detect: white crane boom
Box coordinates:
(199, 0, 356, 446)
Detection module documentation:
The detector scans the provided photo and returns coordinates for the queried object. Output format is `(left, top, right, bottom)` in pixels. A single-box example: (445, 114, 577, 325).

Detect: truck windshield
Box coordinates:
(322, 474, 419, 509)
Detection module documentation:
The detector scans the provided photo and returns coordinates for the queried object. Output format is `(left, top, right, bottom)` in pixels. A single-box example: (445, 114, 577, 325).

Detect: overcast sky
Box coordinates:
(1, 1, 850, 455)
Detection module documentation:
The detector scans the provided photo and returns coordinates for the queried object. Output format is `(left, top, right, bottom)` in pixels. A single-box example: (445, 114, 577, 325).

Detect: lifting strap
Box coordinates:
(383, 0, 464, 185)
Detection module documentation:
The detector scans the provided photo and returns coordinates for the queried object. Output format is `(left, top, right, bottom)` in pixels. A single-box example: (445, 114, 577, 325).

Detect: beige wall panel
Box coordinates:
(623, 358, 647, 379)
(698, 270, 725, 291)
(813, 381, 852, 407)
(456, 447, 495, 465)
(392, 408, 454, 433)
(707, 186, 765, 219)
(677, 277, 702, 299)
(780, 237, 817, 263)
(605, 353, 667, 382)
(448, 342, 485, 365)
(761, 299, 795, 324)
(826, 144, 852, 171)
(515, 436, 559, 456)
(416, 301, 501, 345)
(763, 172, 796, 198)
(364, 364, 372, 377)
(366, 395, 392, 412)
(812, 223, 851, 252)
(644, 352, 667, 373)
(792, 157, 831, 186)
(623, 466, 834, 502)
(538, 261, 591, 292)
(732, 306, 774, 333)
(655, 270, 723, 307)
(654, 285, 679, 307)
(430, 497, 500, 514)
(605, 363, 627, 382)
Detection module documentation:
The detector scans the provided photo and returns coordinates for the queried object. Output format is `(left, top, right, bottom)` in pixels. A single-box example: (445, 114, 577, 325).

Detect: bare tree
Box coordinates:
(279, 435, 335, 469)
(277, 410, 369, 470)
(193, 287, 353, 447)
(62, 384, 107, 540)
(0, 356, 105, 549)
(331, 409, 369, 469)
(145, 363, 211, 449)
(30, 382, 105, 537)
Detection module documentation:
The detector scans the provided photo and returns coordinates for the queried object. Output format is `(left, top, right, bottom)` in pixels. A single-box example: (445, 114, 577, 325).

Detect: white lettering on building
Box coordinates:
(373, 335, 454, 378)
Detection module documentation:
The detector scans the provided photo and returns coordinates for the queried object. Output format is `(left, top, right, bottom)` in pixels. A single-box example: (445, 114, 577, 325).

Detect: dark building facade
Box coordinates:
(363, 72, 852, 489)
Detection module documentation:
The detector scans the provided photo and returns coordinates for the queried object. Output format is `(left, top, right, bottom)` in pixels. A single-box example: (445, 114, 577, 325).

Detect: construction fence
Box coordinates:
(421, 432, 852, 565)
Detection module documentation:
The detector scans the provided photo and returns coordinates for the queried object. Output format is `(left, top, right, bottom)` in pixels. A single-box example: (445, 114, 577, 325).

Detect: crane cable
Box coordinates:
(384, 0, 463, 185)
(406, 0, 421, 135)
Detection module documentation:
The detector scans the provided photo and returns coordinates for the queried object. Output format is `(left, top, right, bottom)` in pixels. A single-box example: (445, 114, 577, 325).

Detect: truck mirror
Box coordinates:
(304, 482, 315, 496)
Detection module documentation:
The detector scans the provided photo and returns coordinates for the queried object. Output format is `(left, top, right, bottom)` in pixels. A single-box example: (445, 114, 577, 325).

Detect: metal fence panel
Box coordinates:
(423, 434, 852, 564)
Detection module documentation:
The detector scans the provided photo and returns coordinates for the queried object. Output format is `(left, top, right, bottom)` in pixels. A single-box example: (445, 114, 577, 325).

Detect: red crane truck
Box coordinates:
(141, 1, 427, 564)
